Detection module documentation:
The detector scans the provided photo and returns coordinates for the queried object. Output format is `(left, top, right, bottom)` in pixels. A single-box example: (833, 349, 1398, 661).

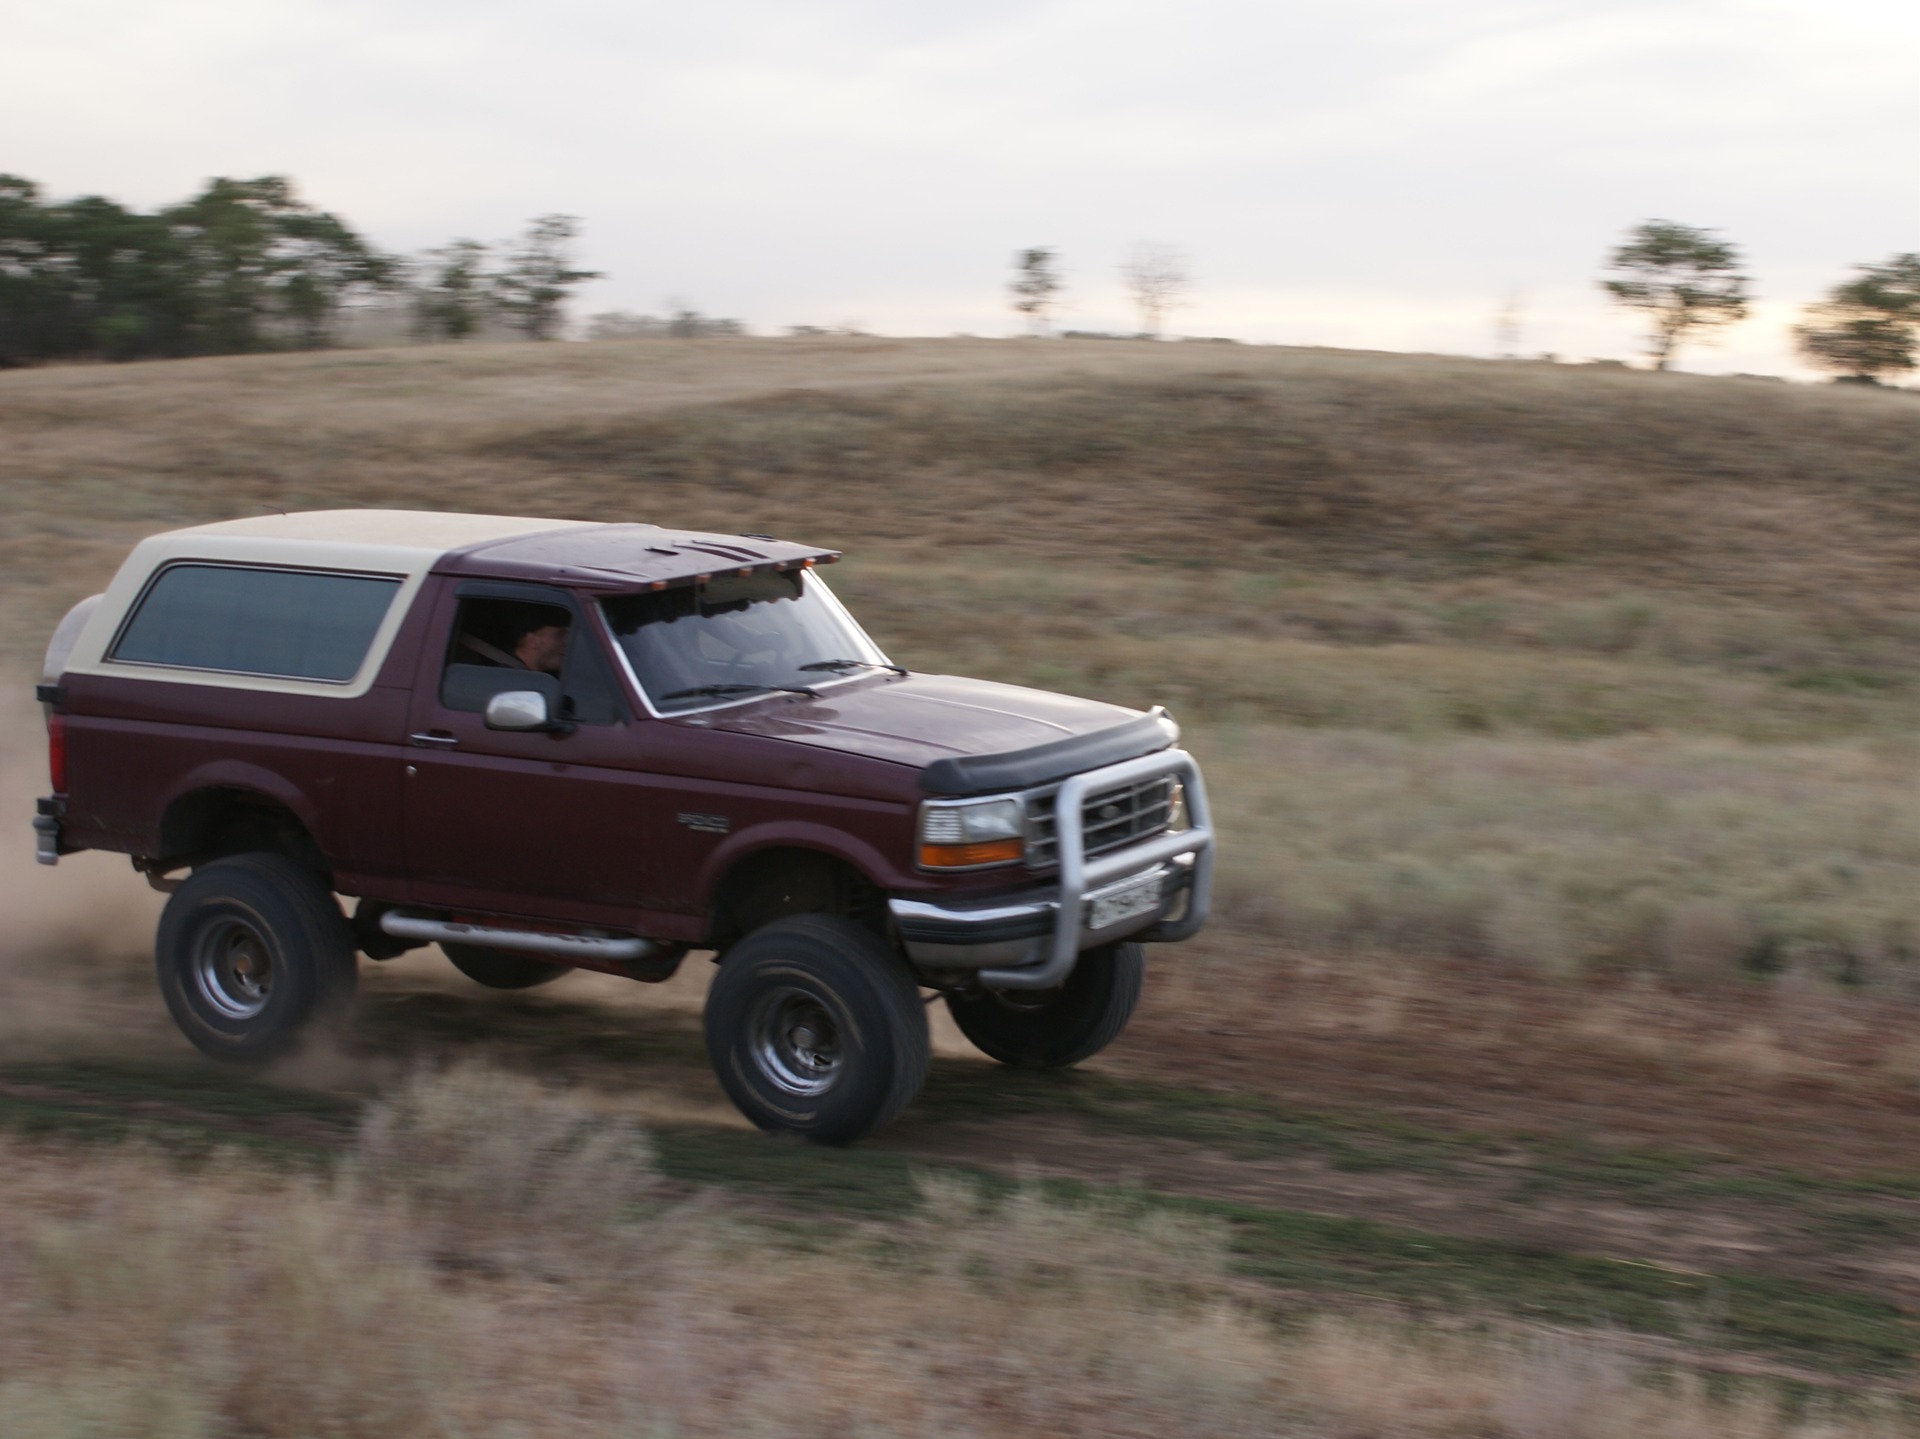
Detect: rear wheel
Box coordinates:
(704, 914, 929, 1144)
(155, 853, 357, 1063)
(946, 941, 1144, 1069)
(441, 942, 570, 990)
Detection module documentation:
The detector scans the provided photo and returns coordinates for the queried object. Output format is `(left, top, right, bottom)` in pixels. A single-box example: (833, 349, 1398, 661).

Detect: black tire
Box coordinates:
(946, 941, 1144, 1069)
(155, 852, 357, 1064)
(704, 914, 930, 1144)
(441, 942, 570, 990)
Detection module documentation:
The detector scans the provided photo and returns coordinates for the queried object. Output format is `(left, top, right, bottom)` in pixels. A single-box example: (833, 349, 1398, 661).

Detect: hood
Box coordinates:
(686, 672, 1147, 777)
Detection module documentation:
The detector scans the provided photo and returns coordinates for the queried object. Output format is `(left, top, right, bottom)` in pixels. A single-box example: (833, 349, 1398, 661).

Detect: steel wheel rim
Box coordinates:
(192, 917, 275, 1020)
(749, 985, 843, 1096)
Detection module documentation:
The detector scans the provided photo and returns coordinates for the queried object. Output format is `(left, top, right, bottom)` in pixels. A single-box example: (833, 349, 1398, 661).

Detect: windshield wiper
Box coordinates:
(798, 658, 908, 676)
(661, 682, 819, 701)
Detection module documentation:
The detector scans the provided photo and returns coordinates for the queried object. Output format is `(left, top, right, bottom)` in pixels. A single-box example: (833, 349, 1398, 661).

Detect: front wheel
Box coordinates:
(946, 941, 1144, 1069)
(704, 914, 930, 1144)
(155, 853, 357, 1063)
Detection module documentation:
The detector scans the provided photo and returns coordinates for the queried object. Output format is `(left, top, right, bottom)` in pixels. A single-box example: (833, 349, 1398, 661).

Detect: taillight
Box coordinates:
(47, 713, 67, 793)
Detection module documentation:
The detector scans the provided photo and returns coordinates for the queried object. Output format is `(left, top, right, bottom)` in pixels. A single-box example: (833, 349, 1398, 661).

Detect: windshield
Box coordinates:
(601, 571, 888, 714)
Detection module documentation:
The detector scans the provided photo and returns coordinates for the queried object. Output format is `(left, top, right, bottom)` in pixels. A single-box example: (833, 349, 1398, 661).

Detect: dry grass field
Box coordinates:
(9, 337, 1920, 974)
(14, 1066, 1906, 1439)
(4, 336, 1920, 1434)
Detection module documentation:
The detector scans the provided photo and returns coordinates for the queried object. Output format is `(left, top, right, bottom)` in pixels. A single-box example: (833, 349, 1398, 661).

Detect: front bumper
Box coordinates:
(888, 747, 1214, 990)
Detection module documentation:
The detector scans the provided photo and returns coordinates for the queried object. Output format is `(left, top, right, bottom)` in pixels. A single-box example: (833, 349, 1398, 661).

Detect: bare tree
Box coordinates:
(1120, 242, 1189, 339)
(1600, 220, 1749, 371)
(1493, 291, 1525, 358)
(1009, 247, 1064, 334)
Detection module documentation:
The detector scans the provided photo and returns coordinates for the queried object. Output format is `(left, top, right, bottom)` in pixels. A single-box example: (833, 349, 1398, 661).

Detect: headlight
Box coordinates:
(919, 796, 1025, 869)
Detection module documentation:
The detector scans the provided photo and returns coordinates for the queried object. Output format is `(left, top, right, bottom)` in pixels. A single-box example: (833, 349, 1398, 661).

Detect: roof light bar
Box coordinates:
(621, 549, 841, 597)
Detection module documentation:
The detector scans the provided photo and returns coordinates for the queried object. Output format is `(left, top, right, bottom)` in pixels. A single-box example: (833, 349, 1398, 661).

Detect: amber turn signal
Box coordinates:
(919, 838, 1024, 869)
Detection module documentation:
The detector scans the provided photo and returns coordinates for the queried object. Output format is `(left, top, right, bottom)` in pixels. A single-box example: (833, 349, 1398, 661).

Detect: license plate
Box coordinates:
(1086, 873, 1162, 932)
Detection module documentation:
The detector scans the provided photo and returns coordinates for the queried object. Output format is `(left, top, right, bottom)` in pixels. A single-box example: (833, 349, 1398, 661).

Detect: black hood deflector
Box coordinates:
(918, 712, 1176, 796)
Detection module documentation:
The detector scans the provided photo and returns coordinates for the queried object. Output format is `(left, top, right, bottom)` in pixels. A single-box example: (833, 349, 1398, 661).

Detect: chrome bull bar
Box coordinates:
(890, 747, 1214, 991)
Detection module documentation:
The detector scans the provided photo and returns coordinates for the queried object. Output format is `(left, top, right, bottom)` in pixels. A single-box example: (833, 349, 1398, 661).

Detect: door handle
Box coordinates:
(409, 731, 459, 748)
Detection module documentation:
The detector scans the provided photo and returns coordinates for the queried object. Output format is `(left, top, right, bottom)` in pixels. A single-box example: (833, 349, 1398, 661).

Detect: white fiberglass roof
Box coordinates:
(160, 509, 595, 568)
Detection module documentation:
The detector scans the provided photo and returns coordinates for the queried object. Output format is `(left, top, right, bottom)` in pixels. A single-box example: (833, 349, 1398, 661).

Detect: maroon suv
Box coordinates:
(36, 511, 1214, 1141)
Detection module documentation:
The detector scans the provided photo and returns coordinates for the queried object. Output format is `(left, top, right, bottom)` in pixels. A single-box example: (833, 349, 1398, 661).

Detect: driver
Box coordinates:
(509, 615, 569, 675)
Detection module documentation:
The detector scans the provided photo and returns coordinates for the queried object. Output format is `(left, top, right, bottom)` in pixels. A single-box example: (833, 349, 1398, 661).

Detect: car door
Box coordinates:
(401, 579, 657, 927)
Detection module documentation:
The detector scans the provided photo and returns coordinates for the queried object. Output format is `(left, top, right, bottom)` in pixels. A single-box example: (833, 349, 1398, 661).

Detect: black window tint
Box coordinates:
(112, 565, 401, 682)
(438, 597, 617, 724)
(441, 664, 561, 714)
(446, 599, 571, 673)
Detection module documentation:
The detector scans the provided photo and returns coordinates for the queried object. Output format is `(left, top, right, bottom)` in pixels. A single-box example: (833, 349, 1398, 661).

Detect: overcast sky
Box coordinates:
(9, 0, 1917, 374)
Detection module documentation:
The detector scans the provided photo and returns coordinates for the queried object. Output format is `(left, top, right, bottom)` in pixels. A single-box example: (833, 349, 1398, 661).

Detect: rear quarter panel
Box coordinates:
(60, 678, 412, 891)
(56, 578, 435, 892)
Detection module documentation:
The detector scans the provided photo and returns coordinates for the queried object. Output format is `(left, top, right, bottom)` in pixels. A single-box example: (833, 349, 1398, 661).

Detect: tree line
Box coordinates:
(1008, 225, 1920, 384)
(0, 174, 601, 365)
(1010, 243, 1188, 340)
(5, 171, 1910, 381)
(1598, 220, 1920, 382)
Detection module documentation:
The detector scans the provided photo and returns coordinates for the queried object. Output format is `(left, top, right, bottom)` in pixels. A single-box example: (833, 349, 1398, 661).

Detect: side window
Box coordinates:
(560, 628, 621, 725)
(440, 597, 620, 724)
(111, 564, 401, 683)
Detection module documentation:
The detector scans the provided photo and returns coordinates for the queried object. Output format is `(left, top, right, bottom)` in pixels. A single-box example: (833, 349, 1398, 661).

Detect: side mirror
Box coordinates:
(484, 689, 554, 731)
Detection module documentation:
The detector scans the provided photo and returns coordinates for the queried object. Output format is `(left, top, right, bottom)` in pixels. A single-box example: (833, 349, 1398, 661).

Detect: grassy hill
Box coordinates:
(8, 337, 1920, 976)
(9, 337, 1920, 688)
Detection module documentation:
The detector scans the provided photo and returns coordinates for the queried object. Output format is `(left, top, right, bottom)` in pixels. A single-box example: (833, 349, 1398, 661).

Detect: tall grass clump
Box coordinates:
(348, 1060, 660, 1271)
(0, 1143, 462, 1439)
(1280, 1319, 1907, 1439)
(1206, 729, 1920, 983)
(0, 1071, 1900, 1438)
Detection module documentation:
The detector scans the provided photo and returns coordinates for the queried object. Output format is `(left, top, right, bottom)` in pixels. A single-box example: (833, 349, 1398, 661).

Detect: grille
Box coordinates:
(1026, 775, 1176, 871)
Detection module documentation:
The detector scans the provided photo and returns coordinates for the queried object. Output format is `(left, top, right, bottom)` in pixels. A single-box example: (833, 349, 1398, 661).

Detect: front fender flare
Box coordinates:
(692, 820, 912, 911)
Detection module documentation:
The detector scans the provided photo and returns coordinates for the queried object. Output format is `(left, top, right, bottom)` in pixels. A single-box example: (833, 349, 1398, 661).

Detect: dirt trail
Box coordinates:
(889, 1110, 1920, 1307)
(8, 930, 1920, 1323)
(307, 951, 1920, 1316)
(1117, 955, 1920, 1180)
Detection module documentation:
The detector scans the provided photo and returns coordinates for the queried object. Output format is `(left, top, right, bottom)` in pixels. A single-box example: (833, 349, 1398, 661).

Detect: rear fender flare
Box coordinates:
(156, 763, 329, 865)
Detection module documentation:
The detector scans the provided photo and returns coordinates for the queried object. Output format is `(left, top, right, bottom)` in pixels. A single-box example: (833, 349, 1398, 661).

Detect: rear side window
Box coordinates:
(111, 564, 402, 682)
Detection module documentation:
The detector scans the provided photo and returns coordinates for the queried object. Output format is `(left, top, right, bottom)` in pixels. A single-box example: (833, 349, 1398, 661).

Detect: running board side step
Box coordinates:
(377, 913, 667, 964)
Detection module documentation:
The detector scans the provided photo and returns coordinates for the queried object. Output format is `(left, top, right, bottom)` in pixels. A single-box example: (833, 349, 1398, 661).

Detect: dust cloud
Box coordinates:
(0, 719, 165, 1054)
